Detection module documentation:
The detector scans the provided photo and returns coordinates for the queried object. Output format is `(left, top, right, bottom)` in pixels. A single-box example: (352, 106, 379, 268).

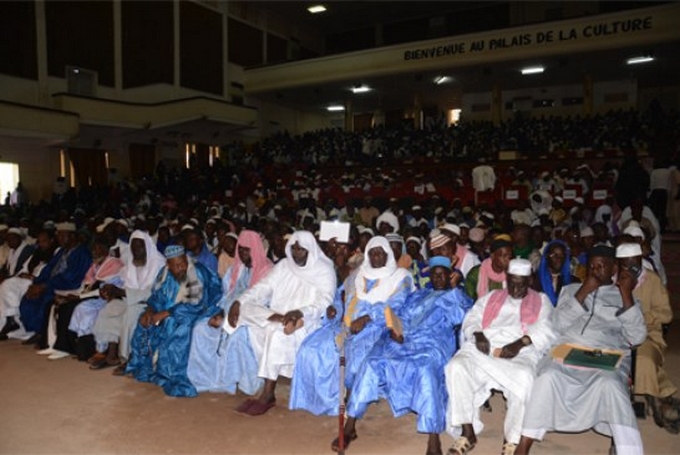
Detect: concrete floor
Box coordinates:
(0, 328, 678, 455)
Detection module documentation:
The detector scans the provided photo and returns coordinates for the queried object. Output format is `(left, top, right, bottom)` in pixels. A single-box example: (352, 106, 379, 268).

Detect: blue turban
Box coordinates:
(164, 244, 185, 259)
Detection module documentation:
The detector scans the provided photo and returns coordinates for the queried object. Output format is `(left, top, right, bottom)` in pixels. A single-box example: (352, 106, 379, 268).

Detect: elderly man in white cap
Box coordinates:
(617, 243, 678, 433)
(445, 258, 555, 455)
(516, 245, 646, 455)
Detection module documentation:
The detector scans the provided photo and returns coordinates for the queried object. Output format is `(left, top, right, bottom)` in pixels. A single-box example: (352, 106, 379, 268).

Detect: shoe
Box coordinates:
(89, 357, 121, 370)
(22, 334, 40, 345)
(37, 348, 55, 355)
(47, 350, 71, 360)
(0, 319, 19, 336)
(112, 363, 128, 376)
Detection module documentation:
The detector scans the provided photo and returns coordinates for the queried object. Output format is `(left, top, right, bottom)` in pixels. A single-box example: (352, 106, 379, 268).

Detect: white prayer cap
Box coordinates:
(181, 224, 195, 232)
(358, 226, 374, 236)
(538, 208, 550, 216)
(580, 227, 594, 237)
(376, 211, 399, 233)
(623, 225, 645, 240)
(540, 171, 550, 178)
(43, 220, 55, 229)
(412, 205, 422, 211)
(441, 223, 461, 236)
(206, 218, 216, 225)
(7, 227, 23, 237)
(0, 224, 8, 231)
(574, 197, 584, 204)
(482, 211, 495, 220)
(435, 207, 443, 215)
(55, 222, 77, 232)
(616, 243, 642, 258)
(226, 232, 239, 241)
(507, 258, 532, 277)
(405, 236, 422, 245)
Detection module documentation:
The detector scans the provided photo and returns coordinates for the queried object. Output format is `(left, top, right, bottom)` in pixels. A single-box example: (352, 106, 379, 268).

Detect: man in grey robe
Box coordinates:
(516, 245, 647, 455)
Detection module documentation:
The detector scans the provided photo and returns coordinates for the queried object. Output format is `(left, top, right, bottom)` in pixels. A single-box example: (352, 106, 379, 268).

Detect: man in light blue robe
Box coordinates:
(289, 236, 413, 417)
(125, 245, 221, 397)
(335, 256, 472, 454)
(187, 230, 272, 392)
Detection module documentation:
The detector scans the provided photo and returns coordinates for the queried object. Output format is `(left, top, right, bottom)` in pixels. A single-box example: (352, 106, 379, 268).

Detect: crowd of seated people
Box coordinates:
(230, 106, 679, 166)
(1, 127, 679, 455)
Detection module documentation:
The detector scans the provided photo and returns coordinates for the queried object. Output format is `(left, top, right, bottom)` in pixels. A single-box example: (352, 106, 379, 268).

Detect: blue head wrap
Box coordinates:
(538, 239, 571, 306)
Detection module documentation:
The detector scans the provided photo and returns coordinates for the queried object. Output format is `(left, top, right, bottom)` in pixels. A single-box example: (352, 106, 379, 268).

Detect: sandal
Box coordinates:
(331, 431, 357, 452)
(235, 399, 256, 413)
(501, 442, 516, 455)
(447, 436, 475, 455)
(245, 398, 276, 416)
(89, 357, 121, 370)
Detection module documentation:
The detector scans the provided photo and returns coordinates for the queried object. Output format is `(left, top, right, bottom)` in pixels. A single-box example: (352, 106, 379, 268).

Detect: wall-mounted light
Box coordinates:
(521, 66, 545, 75)
(626, 56, 654, 65)
(434, 76, 452, 85)
(327, 105, 345, 112)
(351, 85, 371, 94)
(307, 5, 326, 14)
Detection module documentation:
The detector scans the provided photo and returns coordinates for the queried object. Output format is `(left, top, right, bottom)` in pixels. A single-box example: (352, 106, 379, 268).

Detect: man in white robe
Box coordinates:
(445, 259, 555, 455)
(225, 230, 336, 416)
(516, 245, 647, 455)
(89, 230, 166, 371)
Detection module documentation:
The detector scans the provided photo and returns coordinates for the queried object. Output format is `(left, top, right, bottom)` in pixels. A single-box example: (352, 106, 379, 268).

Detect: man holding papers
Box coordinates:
(516, 245, 647, 455)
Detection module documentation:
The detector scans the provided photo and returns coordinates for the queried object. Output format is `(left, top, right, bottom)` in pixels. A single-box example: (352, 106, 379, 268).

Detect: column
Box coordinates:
(491, 83, 502, 126)
(113, 0, 122, 94)
(344, 99, 353, 132)
(35, 0, 49, 105)
(173, 0, 180, 88)
(414, 93, 423, 129)
(583, 74, 593, 117)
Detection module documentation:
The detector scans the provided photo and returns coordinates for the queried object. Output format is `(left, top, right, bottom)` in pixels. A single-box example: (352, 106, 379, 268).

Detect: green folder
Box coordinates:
(563, 347, 623, 371)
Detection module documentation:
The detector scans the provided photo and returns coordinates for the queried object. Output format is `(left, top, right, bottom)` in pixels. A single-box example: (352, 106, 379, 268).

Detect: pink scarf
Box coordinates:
(455, 244, 468, 268)
(477, 258, 506, 297)
(229, 230, 273, 291)
(482, 289, 542, 334)
(84, 256, 124, 285)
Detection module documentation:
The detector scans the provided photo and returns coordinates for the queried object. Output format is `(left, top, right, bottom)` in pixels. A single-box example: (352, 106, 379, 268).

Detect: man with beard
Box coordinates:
(226, 231, 336, 416)
(125, 244, 221, 397)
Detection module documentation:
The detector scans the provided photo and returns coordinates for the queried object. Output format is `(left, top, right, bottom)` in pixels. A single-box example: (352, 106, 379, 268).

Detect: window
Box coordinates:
(0, 163, 19, 205)
(448, 109, 462, 125)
